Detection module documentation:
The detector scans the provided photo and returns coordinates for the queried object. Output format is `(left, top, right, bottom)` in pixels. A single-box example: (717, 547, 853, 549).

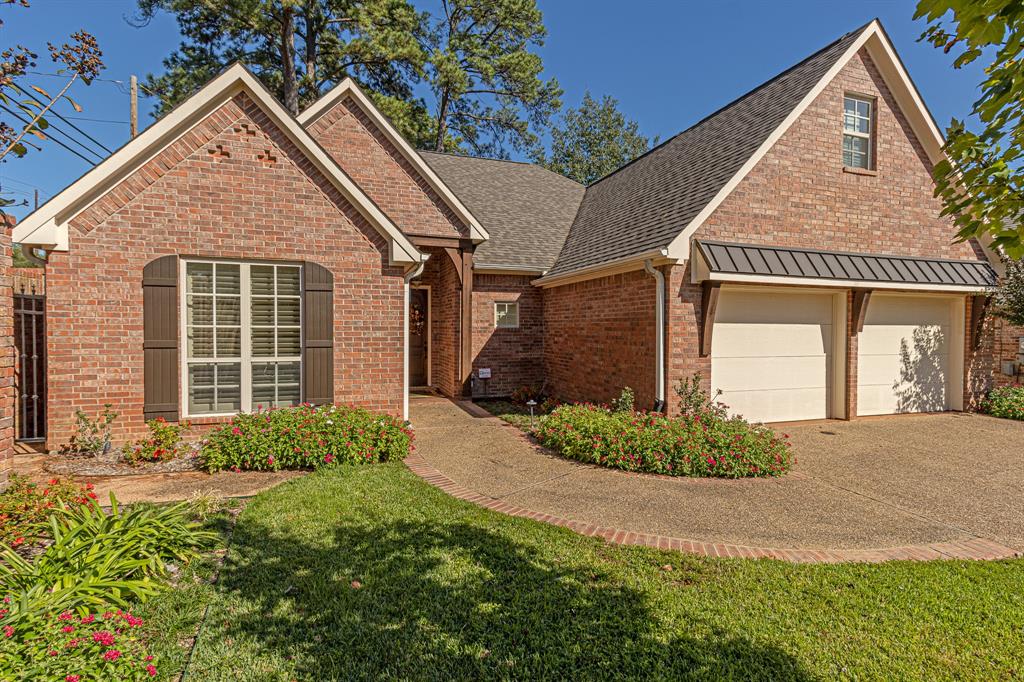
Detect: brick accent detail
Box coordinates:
(696, 49, 981, 260)
(405, 451, 1021, 563)
(542, 268, 658, 409)
(306, 95, 468, 239)
(0, 220, 13, 487)
(46, 93, 406, 449)
(13, 267, 44, 296)
(471, 274, 543, 398)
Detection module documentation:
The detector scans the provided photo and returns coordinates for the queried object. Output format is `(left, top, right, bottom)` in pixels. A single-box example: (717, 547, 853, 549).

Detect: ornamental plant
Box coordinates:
(0, 607, 158, 681)
(59, 405, 118, 457)
(0, 476, 97, 548)
(124, 417, 192, 466)
(200, 403, 413, 473)
(981, 386, 1024, 421)
(535, 403, 792, 479)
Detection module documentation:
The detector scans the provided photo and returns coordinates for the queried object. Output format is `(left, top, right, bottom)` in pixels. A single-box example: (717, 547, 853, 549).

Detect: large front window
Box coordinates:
(183, 260, 302, 416)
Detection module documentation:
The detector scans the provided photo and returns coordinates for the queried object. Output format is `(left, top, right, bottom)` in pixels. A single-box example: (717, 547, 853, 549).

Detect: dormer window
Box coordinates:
(843, 95, 873, 169)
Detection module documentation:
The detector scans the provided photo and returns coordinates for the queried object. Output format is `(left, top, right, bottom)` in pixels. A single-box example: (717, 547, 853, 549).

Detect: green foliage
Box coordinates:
(536, 403, 792, 478)
(539, 91, 653, 184)
(0, 475, 96, 547)
(675, 372, 725, 419)
(0, 495, 216, 621)
(200, 403, 412, 472)
(124, 417, 191, 466)
(915, 1, 1024, 256)
(424, 0, 561, 155)
(992, 258, 1024, 325)
(58, 404, 117, 457)
(1, 608, 158, 681)
(981, 386, 1024, 420)
(610, 386, 635, 413)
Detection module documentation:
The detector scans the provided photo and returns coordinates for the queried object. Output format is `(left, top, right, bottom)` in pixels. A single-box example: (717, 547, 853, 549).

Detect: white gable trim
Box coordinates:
(298, 78, 489, 243)
(665, 20, 951, 262)
(14, 64, 424, 265)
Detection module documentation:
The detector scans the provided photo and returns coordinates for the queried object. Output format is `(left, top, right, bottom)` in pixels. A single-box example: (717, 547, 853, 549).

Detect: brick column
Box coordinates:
(0, 219, 15, 489)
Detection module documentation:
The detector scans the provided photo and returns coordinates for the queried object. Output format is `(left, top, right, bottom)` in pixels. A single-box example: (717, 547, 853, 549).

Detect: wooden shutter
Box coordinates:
(143, 255, 179, 421)
(303, 262, 334, 405)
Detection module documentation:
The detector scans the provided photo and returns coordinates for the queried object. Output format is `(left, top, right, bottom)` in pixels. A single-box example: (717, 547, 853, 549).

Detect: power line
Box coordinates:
(12, 82, 114, 154)
(0, 103, 98, 166)
(0, 100, 106, 161)
(25, 71, 159, 97)
(63, 115, 129, 125)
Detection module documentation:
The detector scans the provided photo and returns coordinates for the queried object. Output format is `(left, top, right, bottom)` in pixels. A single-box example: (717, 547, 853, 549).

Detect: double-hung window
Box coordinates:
(842, 95, 873, 169)
(183, 260, 302, 416)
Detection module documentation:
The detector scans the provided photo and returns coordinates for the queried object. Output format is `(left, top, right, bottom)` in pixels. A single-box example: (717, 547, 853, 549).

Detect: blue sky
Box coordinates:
(1, 0, 984, 221)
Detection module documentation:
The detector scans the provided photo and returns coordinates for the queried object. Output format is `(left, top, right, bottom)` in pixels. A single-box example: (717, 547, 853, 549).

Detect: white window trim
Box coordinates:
(494, 301, 520, 329)
(179, 258, 304, 418)
(842, 94, 873, 169)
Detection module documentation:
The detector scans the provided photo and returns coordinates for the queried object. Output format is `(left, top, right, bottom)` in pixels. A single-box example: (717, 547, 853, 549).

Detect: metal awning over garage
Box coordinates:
(693, 240, 997, 291)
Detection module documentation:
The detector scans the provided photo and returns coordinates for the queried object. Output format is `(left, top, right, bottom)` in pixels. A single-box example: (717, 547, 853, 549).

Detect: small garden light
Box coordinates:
(526, 399, 537, 429)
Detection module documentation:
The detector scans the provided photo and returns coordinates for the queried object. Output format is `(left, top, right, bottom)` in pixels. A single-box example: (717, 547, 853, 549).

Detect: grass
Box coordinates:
(168, 465, 1023, 681)
(475, 399, 538, 429)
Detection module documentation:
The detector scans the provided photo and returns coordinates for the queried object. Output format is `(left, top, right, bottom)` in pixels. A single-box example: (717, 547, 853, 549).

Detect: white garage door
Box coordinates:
(857, 295, 959, 416)
(712, 289, 836, 423)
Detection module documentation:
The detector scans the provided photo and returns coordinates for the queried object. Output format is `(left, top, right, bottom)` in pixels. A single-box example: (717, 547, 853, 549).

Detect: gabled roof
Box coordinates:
(420, 151, 584, 272)
(14, 64, 424, 265)
(298, 79, 489, 243)
(538, 19, 952, 284)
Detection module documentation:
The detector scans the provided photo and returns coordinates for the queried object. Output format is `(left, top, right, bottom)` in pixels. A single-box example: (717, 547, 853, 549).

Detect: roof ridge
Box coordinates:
(419, 149, 585, 186)
(583, 19, 876, 190)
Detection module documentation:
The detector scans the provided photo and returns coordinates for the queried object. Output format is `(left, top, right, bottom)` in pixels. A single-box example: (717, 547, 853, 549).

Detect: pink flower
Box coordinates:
(65, 676, 81, 682)
(92, 631, 115, 646)
(58, 611, 75, 621)
(103, 649, 122, 661)
(3, 625, 13, 638)
(232, 427, 242, 436)
(48, 649, 58, 656)
(62, 625, 75, 633)
(324, 454, 334, 464)
(80, 614, 95, 624)
(146, 664, 158, 677)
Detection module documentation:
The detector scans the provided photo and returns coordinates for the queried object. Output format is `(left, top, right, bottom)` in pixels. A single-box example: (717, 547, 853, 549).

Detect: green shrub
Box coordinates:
(535, 404, 792, 478)
(1, 607, 158, 681)
(59, 405, 118, 457)
(200, 403, 413, 473)
(981, 386, 1024, 420)
(675, 373, 725, 419)
(124, 417, 191, 466)
(610, 387, 635, 413)
(0, 475, 97, 548)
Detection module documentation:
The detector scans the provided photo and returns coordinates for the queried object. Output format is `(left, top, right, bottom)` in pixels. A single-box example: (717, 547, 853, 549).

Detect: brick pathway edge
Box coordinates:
(405, 453, 1021, 564)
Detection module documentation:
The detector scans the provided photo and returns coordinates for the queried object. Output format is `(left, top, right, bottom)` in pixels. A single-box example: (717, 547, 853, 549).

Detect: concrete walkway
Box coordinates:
(408, 395, 1023, 562)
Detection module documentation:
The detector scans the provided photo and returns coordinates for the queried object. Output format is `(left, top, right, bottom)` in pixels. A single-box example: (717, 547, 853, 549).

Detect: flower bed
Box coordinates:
(981, 386, 1024, 421)
(0, 476, 97, 548)
(200, 403, 413, 473)
(535, 404, 791, 478)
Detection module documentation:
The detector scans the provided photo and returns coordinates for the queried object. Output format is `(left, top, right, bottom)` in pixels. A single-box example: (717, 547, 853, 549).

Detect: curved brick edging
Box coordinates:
(405, 453, 1021, 564)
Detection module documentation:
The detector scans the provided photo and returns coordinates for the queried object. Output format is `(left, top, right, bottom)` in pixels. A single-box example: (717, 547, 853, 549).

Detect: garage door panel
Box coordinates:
(858, 382, 947, 416)
(723, 387, 828, 424)
(715, 291, 834, 324)
(862, 297, 951, 325)
(857, 352, 950, 385)
(713, 355, 829, 393)
(714, 323, 832, 357)
(857, 324, 949, 356)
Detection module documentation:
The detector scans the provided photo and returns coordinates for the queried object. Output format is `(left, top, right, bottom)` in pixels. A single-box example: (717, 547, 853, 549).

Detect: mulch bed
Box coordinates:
(44, 447, 204, 477)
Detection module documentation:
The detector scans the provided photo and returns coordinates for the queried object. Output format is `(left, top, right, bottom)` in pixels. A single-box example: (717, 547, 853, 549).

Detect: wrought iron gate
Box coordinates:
(14, 293, 45, 441)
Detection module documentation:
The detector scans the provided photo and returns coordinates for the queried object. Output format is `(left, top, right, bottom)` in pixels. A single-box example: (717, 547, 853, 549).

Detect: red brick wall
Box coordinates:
(696, 48, 979, 260)
(416, 247, 461, 398)
(471, 274, 543, 398)
(46, 92, 406, 449)
(306, 95, 467, 239)
(0, 219, 13, 487)
(542, 268, 657, 408)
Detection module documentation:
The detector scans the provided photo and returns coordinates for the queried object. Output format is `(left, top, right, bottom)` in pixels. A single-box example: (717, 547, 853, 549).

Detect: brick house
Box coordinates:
(10, 19, 1022, 450)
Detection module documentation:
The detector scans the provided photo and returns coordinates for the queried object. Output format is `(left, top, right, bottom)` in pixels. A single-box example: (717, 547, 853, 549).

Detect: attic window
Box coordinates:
(842, 95, 873, 169)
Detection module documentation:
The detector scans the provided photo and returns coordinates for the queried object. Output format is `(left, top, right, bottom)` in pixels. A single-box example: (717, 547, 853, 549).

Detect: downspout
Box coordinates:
(403, 258, 427, 423)
(644, 259, 667, 412)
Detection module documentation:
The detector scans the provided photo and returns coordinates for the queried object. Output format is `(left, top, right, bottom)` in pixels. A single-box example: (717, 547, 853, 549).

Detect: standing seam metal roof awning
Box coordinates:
(695, 240, 997, 288)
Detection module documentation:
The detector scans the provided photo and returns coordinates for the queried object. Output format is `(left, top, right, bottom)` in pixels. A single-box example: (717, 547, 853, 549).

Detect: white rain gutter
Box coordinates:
(644, 259, 667, 412)
(403, 258, 428, 422)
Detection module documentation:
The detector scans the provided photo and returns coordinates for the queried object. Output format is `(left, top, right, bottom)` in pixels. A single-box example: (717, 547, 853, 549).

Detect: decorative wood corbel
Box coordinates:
(700, 281, 721, 357)
(970, 294, 992, 350)
(851, 289, 872, 333)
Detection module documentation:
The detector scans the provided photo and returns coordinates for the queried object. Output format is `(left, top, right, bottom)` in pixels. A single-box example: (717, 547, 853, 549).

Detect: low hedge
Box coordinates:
(535, 404, 791, 478)
(981, 386, 1024, 421)
(200, 404, 413, 473)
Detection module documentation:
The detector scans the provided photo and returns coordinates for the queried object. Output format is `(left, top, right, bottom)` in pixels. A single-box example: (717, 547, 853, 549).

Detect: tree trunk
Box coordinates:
(280, 6, 299, 115)
(434, 90, 449, 152)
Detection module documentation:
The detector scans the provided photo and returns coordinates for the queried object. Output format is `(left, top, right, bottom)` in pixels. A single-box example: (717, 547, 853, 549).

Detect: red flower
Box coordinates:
(62, 625, 75, 633)
(146, 664, 158, 677)
(58, 611, 75, 621)
(65, 676, 81, 682)
(92, 631, 115, 646)
(232, 427, 242, 436)
(3, 625, 13, 638)
(80, 614, 95, 624)
(103, 649, 122, 661)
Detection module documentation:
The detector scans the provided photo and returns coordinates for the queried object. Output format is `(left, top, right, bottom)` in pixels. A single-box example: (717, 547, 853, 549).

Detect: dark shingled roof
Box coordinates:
(419, 151, 585, 271)
(544, 22, 871, 278)
(696, 240, 997, 288)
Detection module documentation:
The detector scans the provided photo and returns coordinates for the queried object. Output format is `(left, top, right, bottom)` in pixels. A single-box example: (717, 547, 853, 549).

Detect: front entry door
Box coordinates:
(410, 288, 428, 386)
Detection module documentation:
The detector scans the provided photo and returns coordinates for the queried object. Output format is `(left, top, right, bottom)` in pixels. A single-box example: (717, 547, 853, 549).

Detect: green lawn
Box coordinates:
(163, 465, 1023, 680)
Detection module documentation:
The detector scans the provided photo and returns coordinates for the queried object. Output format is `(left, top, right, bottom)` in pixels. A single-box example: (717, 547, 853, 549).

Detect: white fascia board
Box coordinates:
(706, 271, 992, 294)
(15, 64, 423, 265)
(297, 78, 491, 244)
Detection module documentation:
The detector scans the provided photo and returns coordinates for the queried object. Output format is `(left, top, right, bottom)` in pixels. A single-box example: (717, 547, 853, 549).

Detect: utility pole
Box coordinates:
(34, 189, 38, 209)
(130, 75, 138, 138)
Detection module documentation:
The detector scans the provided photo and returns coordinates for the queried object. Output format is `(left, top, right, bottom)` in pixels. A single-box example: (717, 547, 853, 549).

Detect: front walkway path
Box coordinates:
(408, 395, 1022, 563)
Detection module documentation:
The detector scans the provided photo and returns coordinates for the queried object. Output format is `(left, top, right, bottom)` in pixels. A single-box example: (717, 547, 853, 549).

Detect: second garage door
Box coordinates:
(857, 294, 963, 416)
(712, 289, 841, 423)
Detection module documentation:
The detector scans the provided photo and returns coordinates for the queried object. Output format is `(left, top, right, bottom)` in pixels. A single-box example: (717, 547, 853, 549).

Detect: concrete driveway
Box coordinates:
(410, 395, 1024, 556)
